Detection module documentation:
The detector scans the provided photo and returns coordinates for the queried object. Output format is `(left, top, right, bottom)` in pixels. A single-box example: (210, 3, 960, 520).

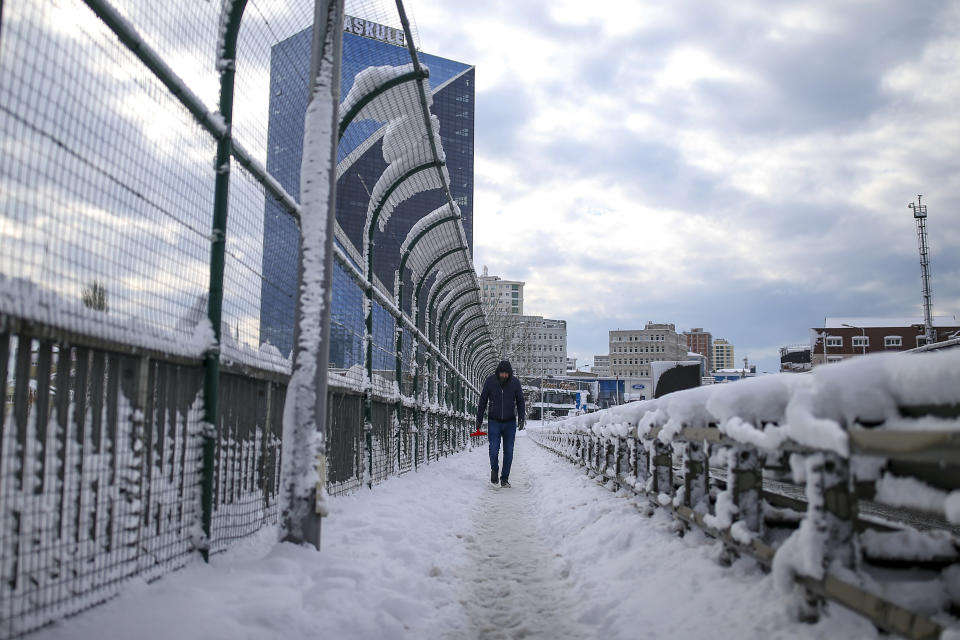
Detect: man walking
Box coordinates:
(476, 360, 525, 488)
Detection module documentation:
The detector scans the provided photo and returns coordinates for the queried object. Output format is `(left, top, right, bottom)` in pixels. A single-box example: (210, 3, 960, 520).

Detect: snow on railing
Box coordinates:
(529, 349, 960, 639)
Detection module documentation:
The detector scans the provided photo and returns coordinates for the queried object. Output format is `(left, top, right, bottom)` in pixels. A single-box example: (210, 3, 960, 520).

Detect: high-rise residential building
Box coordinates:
(259, 15, 475, 360)
(712, 338, 735, 371)
(592, 354, 611, 376)
(810, 316, 960, 366)
(609, 323, 687, 378)
(683, 328, 713, 372)
(478, 266, 524, 316)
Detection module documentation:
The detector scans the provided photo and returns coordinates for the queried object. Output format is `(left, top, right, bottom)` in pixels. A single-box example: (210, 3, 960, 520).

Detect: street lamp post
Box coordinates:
(841, 323, 866, 355)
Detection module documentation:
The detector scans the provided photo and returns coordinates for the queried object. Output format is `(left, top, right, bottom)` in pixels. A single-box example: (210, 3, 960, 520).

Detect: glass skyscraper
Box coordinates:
(260, 17, 475, 365)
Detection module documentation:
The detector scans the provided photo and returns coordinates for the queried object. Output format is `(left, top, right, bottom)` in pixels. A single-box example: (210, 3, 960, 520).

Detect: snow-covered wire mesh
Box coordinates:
(0, 0, 295, 634)
(0, 2, 215, 358)
(1, 0, 493, 633)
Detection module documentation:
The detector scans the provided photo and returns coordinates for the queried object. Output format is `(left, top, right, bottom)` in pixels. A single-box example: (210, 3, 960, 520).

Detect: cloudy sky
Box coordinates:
(406, 0, 960, 374)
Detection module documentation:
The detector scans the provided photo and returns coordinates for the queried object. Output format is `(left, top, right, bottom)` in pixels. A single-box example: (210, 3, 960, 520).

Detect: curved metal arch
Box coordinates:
(395, 223, 462, 414)
(476, 356, 497, 383)
(456, 327, 488, 376)
(437, 287, 478, 343)
(467, 336, 490, 369)
(472, 355, 494, 388)
(437, 278, 477, 315)
(412, 247, 462, 316)
(454, 315, 488, 356)
(476, 352, 497, 381)
(426, 268, 474, 339)
(464, 334, 494, 377)
(364, 159, 445, 272)
(444, 304, 484, 351)
(453, 321, 487, 371)
(448, 312, 486, 363)
(410, 255, 473, 331)
(363, 160, 443, 442)
(470, 358, 486, 388)
(477, 351, 496, 376)
(397, 212, 461, 295)
(463, 336, 485, 368)
(338, 68, 430, 139)
(460, 324, 489, 358)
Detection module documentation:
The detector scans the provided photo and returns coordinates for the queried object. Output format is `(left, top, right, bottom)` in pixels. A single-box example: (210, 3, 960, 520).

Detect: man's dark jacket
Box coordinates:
(477, 360, 526, 427)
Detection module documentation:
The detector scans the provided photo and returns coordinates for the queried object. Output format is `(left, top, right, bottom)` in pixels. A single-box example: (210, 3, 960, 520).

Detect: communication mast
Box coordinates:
(908, 195, 935, 345)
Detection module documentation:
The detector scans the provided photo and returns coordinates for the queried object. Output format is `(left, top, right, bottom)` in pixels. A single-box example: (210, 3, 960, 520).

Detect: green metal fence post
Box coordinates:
(201, 0, 248, 562)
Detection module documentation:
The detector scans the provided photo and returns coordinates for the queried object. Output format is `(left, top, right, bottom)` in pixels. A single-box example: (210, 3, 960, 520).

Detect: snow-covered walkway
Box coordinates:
(33, 431, 876, 640)
(451, 450, 590, 640)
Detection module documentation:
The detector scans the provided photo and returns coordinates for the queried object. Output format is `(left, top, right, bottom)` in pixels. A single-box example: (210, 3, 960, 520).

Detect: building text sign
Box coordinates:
(343, 15, 406, 48)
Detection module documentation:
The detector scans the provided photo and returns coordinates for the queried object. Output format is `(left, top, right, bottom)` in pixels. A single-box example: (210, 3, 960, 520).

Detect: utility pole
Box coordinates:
(909, 195, 935, 346)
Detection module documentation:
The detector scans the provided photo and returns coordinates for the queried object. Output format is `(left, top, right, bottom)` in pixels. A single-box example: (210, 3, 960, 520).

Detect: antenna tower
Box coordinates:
(908, 195, 935, 345)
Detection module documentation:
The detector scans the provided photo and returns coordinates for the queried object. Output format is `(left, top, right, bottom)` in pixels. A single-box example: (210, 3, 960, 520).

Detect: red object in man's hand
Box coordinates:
(470, 430, 487, 437)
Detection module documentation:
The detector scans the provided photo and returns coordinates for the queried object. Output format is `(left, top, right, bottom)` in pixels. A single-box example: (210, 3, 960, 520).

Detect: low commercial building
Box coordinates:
(591, 354, 610, 377)
(811, 316, 960, 366)
(780, 344, 811, 373)
(609, 323, 687, 378)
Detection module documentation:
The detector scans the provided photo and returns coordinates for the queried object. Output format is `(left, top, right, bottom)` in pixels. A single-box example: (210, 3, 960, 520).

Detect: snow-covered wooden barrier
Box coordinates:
(530, 349, 960, 639)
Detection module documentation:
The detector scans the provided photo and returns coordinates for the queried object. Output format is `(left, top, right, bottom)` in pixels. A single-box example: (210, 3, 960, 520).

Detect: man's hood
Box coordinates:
(495, 360, 513, 378)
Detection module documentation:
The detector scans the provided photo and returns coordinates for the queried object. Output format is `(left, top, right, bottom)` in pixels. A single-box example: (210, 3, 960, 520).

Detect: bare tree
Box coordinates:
(81, 280, 108, 312)
(482, 298, 529, 363)
(480, 299, 556, 393)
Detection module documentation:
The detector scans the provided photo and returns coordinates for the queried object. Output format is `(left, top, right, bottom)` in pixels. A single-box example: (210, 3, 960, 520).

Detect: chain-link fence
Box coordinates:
(0, 0, 496, 636)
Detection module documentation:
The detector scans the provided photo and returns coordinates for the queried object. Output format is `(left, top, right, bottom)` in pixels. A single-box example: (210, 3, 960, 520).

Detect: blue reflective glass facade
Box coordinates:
(260, 24, 475, 363)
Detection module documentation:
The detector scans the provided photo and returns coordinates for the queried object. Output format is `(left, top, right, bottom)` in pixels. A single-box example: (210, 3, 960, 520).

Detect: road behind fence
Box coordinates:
(0, 0, 493, 636)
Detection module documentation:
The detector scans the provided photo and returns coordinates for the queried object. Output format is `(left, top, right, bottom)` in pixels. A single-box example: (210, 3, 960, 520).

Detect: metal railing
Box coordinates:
(529, 351, 960, 640)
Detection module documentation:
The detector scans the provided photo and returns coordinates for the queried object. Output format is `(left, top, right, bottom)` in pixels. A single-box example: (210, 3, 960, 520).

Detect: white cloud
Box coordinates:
(407, 0, 960, 376)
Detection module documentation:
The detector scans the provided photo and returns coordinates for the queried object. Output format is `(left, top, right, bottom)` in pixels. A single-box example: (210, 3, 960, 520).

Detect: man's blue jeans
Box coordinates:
(488, 419, 517, 480)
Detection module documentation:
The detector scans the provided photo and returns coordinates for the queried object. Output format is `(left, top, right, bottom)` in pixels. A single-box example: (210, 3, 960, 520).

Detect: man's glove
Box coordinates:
(476, 420, 483, 432)
(518, 418, 526, 431)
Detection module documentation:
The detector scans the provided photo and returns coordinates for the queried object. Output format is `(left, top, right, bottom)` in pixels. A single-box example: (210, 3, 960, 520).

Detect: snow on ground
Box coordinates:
(32, 433, 877, 640)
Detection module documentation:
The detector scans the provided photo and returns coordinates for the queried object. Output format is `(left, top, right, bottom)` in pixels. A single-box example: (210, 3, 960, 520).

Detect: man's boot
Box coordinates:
(491, 469, 499, 485)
